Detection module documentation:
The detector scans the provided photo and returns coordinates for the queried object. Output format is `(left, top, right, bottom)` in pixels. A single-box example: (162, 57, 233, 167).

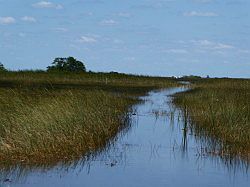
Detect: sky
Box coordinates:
(0, 0, 249, 78)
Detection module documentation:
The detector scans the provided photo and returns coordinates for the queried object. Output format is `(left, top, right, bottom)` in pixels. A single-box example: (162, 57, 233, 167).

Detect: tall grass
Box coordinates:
(0, 71, 178, 164)
(0, 71, 177, 89)
(0, 88, 136, 164)
(174, 78, 250, 158)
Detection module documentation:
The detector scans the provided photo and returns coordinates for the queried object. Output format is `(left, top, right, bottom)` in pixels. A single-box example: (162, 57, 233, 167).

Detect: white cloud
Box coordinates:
(0, 17, 15, 24)
(163, 49, 188, 54)
(184, 11, 218, 17)
(192, 0, 213, 3)
(32, 1, 63, 9)
(117, 12, 131, 18)
(21, 16, 37, 23)
(215, 44, 234, 49)
(191, 40, 234, 50)
(100, 19, 117, 26)
(78, 36, 97, 43)
(124, 57, 136, 61)
(53, 27, 68, 32)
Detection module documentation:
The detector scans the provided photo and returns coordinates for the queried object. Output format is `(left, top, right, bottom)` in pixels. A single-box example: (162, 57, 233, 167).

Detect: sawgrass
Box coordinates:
(174, 78, 250, 158)
(0, 88, 136, 164)
(0, 71, 178, 164)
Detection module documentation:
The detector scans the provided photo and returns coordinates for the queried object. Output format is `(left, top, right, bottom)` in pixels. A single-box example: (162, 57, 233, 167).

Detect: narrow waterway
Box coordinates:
(1, 87, 249, 187)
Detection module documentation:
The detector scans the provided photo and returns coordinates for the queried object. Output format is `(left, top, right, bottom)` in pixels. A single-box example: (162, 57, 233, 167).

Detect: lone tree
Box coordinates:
(0, 63, 7, 72)
(47, 57, 86, 72)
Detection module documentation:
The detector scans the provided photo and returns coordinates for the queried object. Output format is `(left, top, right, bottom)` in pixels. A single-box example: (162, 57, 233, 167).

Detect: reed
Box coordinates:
(0, 88, 135, 163)
(0, 71, 177, 164)
(0, 71, 177, 89)
(174, 78, 250, 158)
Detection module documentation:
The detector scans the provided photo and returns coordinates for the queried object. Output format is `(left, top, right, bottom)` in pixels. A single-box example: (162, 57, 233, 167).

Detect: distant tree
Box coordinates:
(181, 75, 202, 79)
(47, 57, 86, 72)
(0, 62, 7, 72)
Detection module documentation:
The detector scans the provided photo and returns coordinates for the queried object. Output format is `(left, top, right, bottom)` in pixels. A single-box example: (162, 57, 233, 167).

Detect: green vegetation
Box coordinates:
(47, 57, 86, 72)
(0, 88, 134, 164)
(0, 63, 7, 72)
(2, 57, 248, 164)
(0, 71, 177, 95)
(0, 70, 177, 164)
(174, 78, 250, 158)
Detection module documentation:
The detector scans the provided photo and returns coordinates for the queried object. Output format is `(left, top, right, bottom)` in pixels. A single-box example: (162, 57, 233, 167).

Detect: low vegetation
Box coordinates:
(0, 67, 177, 164)
(174, 78, 250, 158)
(0, 70, 177, 89)
(0, 88, 136, 164)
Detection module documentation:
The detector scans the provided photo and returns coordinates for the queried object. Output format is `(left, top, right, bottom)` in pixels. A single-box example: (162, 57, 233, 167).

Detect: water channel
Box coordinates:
(1, 87, 249, 187)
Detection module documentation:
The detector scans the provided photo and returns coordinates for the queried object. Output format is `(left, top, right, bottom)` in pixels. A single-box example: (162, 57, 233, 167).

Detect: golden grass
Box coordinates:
(0, 88, 137, 164)
(174, 78, 250, 158)
(0, 71, 178, 164)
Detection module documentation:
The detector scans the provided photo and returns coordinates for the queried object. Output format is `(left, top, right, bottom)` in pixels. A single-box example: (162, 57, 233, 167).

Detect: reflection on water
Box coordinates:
(0, 87, 249, 187)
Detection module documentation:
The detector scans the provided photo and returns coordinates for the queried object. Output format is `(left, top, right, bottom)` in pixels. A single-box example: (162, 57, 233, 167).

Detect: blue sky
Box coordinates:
(0, 0, 249, 78)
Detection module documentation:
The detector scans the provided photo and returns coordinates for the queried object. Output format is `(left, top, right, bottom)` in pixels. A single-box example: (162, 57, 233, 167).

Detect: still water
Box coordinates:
(1, 87, 249, 187)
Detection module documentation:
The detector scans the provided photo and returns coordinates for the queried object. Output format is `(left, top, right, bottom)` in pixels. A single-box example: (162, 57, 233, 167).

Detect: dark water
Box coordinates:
(1, 87, 249, 187)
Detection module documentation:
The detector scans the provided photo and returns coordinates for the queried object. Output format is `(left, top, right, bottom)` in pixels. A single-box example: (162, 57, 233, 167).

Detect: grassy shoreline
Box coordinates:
(174, 78, 250, 158)
(0, 71, 178, 164)
(0, 88, 136, 164)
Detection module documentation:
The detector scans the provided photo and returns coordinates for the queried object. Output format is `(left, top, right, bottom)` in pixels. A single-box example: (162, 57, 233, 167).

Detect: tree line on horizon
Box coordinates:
(0, 58, 214, 79)
(0, 57, 86, 73)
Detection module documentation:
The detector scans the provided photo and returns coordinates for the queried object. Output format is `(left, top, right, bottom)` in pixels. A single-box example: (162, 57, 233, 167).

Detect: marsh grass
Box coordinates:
(0, 71, 177, 164)
(0, 71, 177, 89)
(174, 79, 250, 158)
(0, 88, 137, 164)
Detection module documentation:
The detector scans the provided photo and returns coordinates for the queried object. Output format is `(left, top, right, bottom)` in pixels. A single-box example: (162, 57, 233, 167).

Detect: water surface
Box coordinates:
(1, 87, 249, 187)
